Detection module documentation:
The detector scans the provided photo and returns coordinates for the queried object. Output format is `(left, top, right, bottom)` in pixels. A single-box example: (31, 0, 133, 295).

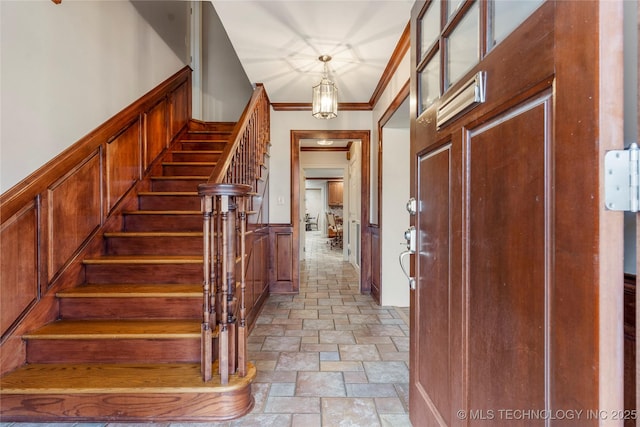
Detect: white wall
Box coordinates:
(381, 128, 410, 307)
(202, 2, 253, 122)
(0, 1, 189, 193)
(269, 110, 371, 223)
(370, 50, 410, 224)
(301, 150, 349, 235)
(371, 50, 410, 306)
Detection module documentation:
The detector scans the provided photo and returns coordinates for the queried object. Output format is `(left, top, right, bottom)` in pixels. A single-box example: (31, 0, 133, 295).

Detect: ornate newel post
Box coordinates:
(198, 183, 251, 383)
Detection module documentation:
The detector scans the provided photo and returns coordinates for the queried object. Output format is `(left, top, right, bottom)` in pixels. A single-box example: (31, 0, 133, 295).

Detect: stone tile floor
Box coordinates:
(1, 232, 412, 427)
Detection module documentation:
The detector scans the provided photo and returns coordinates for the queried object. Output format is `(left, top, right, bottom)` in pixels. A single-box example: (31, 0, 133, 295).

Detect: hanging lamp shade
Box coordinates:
(312, 55, 338, 119)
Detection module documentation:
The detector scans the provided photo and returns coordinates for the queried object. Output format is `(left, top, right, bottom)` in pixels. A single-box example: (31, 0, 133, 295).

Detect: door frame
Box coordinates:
(291, 130, 371, 293)
(375, 81, 410, 304)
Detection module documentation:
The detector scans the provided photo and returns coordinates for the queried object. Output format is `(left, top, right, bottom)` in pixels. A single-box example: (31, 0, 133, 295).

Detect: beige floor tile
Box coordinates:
(295, 371, 346, 397)
(264, 397, 321, 414)
(339, 344, 381, 361)
(321, 398, 381, 427)
(275, 351, 319, 371)
(291, 413, 322, 427)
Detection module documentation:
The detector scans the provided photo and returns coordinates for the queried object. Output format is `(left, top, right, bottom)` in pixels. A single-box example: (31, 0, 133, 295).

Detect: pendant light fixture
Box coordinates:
(312, 55, 338, 119)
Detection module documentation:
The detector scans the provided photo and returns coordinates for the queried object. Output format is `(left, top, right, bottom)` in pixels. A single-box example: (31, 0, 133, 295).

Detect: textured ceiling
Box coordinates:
(211, 0, 413, 105)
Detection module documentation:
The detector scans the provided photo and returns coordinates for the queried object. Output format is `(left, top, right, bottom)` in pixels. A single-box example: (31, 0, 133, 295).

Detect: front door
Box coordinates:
(409, 1, 624, 426)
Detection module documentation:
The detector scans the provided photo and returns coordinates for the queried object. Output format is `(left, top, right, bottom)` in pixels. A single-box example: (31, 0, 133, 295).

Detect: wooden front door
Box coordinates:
(409, 1, 624, 426)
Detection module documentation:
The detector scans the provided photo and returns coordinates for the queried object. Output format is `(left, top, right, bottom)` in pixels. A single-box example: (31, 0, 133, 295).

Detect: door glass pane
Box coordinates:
(420, 53, 440, 113)
(447, 0, 464, 20)
(490, 0, 543, 48)
(420, 1, 441, 60)
(446, 1, 479, 88)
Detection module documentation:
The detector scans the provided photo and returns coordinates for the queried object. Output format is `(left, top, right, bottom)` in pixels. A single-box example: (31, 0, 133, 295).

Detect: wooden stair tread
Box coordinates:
(57, 284, 201, 298)
(83, 255, 202, 265)
(24, 319, 201, 339)
(0, 362, 255, 394)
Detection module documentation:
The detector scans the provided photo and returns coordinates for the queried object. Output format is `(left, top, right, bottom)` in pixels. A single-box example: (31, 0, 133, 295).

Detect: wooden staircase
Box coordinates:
(0, 123, 256, 422)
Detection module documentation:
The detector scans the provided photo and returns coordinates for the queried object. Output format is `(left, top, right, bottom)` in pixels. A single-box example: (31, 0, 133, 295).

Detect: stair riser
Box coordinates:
(151, 179, 203, 192)
(182, 132, 231, 140)
(106, 236, 203, 256)
(26, 339, 200, 364)
(123, 214, 202, 232)
(59, 297, 201, 319)
(0, 387, 253, 422)
(171, 152, 222, 162)
(162, 164, 215, 176)
(180, 141, 227, 151)
(84, 263, 202, 284)
(138, 195, 200, 211)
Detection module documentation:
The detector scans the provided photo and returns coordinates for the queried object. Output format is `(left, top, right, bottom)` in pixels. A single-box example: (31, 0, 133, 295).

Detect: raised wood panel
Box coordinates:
(170, 81, 189, 140)
(144, 98, 168, 171)
(0, 66, 192, 373)
(415, 145, 452, 423)
(275, 234, 291, 281)
(1, 66, 191, 222)
(245, 230, 269, 330)
(370, 228, 380, 304)
(48, 151, 102, 280)
(1, 202, 39, 338)
(106, 120, 141, 212)
(269, 225, 295, 293)
(467, 97, 549, 415)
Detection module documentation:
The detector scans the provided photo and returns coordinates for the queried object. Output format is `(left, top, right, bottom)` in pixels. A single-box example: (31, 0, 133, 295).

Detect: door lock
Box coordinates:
(399, 226, 416, 290)
(406, 197, 417, 215)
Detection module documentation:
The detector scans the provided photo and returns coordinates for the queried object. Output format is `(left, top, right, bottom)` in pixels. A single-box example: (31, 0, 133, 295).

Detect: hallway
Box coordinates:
(240, 231, 411, 426)
(0, 232, 411, 427)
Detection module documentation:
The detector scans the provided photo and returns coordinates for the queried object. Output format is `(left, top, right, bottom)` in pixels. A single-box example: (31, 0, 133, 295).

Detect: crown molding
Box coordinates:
(270, 20, 410, 113)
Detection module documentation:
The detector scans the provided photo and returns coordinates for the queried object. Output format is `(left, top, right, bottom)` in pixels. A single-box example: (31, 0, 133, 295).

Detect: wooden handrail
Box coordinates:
(197, 83, 270, 382)
(206, 84, 270, 188)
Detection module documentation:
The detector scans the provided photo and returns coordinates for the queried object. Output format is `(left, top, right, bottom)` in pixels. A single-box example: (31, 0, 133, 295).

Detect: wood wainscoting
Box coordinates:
(269, 224, 296, 294)
(0, 66, 191, 375)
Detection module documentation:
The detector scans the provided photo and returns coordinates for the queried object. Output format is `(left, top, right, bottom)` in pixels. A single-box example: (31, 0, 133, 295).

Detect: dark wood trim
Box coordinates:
(291, 130, 371, 294)
(300, 147, 350, 152)
(369, 23, 411, 107)
(379, 80, 411, 129)
(372, 79, 410, 304)
(271, 102, 373, 112)
(304, 177, 344, 181)
(268, 224, 297, 294)
(0, 67, 192, 374)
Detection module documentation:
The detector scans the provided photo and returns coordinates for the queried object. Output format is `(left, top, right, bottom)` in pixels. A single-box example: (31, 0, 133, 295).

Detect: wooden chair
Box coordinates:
(326, 213, 342, 248)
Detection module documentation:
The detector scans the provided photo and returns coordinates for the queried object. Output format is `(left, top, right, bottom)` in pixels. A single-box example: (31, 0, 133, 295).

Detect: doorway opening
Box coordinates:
(376, 85, 410, 306)
(291, 130, 371, 294)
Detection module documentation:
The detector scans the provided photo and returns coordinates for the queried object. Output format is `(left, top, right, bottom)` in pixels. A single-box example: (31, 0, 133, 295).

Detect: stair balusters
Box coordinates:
(198, 84, 269, 382)
(198, 183, 251, 383)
